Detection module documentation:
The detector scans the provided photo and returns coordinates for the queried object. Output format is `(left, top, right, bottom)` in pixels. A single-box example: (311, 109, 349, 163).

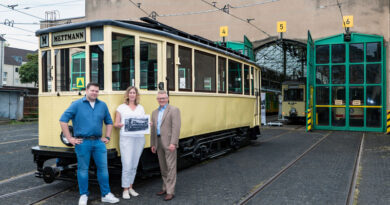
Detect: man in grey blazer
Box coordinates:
(151, 90, 181, 201)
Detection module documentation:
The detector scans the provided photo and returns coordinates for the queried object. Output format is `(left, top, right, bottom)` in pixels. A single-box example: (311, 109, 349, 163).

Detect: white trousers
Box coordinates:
(120, 136, 145, 188)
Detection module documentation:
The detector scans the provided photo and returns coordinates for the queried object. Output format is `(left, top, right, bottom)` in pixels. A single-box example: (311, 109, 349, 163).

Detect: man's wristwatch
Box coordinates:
(105, 136, 111, 141)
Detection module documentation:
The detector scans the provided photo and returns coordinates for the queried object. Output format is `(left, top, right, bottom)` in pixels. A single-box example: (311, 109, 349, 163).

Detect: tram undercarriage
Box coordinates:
(32, 126, 260, 183)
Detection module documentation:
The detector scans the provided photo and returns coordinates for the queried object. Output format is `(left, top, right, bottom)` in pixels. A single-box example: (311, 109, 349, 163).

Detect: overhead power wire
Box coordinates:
(200, 0, 271, 37)
(158, 8, 219, 17)
(3, 36, 36, 45)
(0, 3, 44, 20)
(229, 0, 280, 9)
(128, 0, 149, 16)
(336, 0, 348, 33)
(0, 24, 35, 33)
(21, 0, 83, 9)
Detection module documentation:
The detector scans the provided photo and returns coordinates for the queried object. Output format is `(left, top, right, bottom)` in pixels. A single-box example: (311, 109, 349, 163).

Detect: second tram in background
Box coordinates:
(281, 81, 306, 121)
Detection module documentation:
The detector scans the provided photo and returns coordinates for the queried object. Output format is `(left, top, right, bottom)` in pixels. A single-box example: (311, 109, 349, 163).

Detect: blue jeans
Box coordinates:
(75, 139, 110, 196)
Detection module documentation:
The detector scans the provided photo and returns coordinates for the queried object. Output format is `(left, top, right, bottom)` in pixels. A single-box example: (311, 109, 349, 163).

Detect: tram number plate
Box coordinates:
(343, 16, 353, 28)
(352, 100, 361, 106)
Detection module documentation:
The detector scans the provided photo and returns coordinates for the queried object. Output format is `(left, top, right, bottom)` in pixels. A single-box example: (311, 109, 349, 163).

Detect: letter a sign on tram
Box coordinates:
(76, 77, 85, 88)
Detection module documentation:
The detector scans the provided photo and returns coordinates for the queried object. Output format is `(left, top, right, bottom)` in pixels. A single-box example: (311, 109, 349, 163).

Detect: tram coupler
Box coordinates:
(42, 166, 64, 183)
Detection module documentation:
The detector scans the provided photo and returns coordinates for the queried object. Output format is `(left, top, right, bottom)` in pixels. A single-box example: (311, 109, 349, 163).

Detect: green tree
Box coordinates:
(19, 53, 38, 86)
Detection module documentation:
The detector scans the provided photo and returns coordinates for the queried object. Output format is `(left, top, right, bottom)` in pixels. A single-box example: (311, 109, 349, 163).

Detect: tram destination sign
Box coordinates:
(52, 29, 86, 46)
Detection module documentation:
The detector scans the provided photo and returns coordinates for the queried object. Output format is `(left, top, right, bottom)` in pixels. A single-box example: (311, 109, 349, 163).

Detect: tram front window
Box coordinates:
(41, 50, 51, 92)
(112, 33, 135, 91)
(283, 88, 303, 101)
(55, 47, 86, 91)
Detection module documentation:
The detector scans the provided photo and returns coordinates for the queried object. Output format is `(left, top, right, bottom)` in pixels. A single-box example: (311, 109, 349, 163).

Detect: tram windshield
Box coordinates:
(284, 88, 303, 101)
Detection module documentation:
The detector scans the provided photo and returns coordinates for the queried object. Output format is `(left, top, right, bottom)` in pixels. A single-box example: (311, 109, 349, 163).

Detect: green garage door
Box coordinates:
(307, 32, 386, 132)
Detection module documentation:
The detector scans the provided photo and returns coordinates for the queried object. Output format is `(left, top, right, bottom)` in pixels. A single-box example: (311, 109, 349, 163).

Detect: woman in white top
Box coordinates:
(114, 86, 145, 199)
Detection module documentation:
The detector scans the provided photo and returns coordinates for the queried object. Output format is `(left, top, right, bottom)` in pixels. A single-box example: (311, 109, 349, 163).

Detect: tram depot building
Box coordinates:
(41, 0, 390, 132)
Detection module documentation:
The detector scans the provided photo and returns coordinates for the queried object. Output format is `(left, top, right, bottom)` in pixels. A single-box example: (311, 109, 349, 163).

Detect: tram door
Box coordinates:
(310, 33, 385, 132)
(139, 39, 162, 90)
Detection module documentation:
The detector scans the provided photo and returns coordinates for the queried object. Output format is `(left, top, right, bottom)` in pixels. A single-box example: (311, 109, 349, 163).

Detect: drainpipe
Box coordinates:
(0, 37, 4, 88)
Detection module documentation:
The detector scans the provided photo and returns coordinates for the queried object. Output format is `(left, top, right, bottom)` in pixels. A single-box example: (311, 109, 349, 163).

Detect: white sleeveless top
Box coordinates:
(116, 104, 145, 137)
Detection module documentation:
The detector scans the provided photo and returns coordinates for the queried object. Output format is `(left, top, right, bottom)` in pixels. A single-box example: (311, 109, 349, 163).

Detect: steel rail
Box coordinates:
(237, 131, 333, 205)
(346, 132, 365, 205)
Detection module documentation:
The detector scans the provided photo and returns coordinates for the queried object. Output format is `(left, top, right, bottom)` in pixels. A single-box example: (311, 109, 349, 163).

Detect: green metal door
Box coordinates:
(308, 33, 386, 132)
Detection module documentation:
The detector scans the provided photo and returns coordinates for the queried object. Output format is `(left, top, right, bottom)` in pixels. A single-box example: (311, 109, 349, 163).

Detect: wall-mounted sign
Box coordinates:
(40, 34, 49, 48)
(343, 16, 353, 28)
(52, 29, 86, 46)
(277, 21, 286, 33)
(220, 26, 228, 37)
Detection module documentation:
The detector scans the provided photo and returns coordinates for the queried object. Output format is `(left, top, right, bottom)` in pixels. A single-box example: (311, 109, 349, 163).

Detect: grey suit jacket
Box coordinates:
(151, 104, 181, 150)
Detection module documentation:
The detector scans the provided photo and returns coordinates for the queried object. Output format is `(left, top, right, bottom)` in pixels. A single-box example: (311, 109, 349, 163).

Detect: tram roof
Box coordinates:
(36, 19, 258, 66)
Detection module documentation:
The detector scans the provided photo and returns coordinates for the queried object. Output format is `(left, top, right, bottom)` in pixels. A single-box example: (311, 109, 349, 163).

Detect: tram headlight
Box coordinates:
(60, 126, 74, 147)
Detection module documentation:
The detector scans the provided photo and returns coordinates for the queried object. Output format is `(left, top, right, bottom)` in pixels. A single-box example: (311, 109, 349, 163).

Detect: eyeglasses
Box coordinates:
(157, 97, 167, 100)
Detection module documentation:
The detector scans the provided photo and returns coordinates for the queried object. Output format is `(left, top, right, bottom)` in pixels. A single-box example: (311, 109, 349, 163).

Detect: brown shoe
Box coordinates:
(156, 190, 166, 196)
(164, 194, 174, 201)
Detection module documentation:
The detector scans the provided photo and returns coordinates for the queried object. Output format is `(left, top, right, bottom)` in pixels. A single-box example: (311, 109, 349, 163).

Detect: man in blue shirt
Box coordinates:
(60, 82, 119, 205)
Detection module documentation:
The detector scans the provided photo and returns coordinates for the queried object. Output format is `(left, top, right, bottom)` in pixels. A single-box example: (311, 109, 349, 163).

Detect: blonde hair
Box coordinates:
(124, 86, 140, 105)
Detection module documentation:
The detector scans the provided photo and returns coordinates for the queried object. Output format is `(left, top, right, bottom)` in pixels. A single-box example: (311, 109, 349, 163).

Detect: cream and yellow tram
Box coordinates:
(32, 18, 261, 183)
(281, 81, 306, 121)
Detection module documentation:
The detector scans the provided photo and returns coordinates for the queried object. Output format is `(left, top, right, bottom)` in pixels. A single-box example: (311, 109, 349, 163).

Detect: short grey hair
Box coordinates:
(157, 90, 168, 96)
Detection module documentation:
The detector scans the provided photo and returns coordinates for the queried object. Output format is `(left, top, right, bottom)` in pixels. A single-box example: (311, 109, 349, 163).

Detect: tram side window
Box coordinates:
(218, 57, 226, 93)
(140, 41, 157, 90)
(178, 46, 192, 91)
(90, 45, 104, 89)
(251, 67, 254, 96)
(195, 50, 216, 92)
(112, 33, 135, 91)
(283, 88, 303, 101)
(244, 65, 250, 95)
(55, 47, 86, 91)
(228, 60, 242, 94)
(166, 43, 175, 91)
(41, 50, 51, 92)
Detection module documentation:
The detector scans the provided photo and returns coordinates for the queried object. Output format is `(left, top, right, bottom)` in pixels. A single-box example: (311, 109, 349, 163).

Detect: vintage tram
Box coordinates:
(281, 80, 306, 121)
(32, 18, 261, 183)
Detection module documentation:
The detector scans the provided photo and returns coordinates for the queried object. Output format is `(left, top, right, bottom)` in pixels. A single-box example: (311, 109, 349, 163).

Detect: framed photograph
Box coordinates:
(123, 115, 150, 134)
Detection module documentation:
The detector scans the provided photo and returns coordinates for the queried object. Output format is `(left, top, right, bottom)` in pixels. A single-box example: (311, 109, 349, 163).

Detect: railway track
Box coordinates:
(237, 131, 364, 205)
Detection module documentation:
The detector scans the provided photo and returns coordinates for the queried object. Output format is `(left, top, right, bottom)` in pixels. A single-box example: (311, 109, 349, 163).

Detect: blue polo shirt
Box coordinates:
(59, 96, 113, 137)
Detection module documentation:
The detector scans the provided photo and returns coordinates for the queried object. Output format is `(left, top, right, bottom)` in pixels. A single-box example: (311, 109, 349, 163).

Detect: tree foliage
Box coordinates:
(19, 53, 38, 86)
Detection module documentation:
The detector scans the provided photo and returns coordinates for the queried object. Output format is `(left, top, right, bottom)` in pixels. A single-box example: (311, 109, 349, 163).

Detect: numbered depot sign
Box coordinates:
(76, 77, 85, 88)
(220, 26, 228, 37)
(277, 21, 286, 33)
(343, 16, 353, 28)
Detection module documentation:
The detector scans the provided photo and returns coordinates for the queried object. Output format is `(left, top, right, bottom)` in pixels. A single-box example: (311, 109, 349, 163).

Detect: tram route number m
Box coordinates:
(52, 29, 86, 46)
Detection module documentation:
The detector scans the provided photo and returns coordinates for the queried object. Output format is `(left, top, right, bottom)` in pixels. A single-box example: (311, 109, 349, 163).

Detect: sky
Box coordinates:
(0, 0, 85, 50)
